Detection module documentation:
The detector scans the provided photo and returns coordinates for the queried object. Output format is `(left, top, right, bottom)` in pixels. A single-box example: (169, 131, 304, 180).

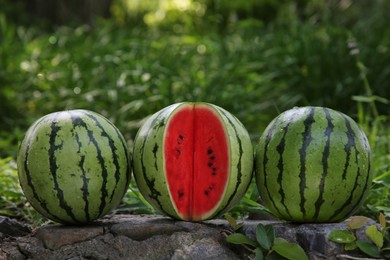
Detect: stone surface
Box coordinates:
(0, 217, 30, 237)
(108, 214, 189, 241)
(0, 214, 379, 260)
(35, 224, 104, 250)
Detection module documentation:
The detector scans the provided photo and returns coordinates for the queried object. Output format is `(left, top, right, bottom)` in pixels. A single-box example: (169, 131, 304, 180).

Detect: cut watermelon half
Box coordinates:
(164, 104, 229, 221)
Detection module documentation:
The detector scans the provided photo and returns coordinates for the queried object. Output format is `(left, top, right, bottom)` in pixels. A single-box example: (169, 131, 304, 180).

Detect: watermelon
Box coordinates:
(255, 106, 372, 223)
(17, 110, 131, 224)
(132, 102, 253, 221)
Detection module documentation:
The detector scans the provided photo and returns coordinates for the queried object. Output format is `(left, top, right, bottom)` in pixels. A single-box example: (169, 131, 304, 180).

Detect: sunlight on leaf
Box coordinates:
(347, 216, 368, 230)
(344, 242, 357, 251)
(365, 225, 383, 248)
(379, 212, 387, 230)
(225, 214, 243, 231)
(328, 229, 356, 244)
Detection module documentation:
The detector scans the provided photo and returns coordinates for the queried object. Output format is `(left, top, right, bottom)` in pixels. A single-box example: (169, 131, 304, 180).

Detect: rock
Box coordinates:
(17, 236, 47, 257)
(0, 214, 380, 260)
(0, 245, 26, 260)
(108, 214, 188, 241)
(239, 220, 344, 259)
(23, 219, 238, 260)
(35, 224, 104, 250)
(0, 215, 240, 259)
(0, 216, 31, 237)
(171, 236, 237, 260)
(214, 218, 379, 260)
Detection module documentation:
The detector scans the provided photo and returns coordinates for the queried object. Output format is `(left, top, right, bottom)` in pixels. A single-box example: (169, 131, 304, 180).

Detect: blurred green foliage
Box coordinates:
(0, 0, 389, 223)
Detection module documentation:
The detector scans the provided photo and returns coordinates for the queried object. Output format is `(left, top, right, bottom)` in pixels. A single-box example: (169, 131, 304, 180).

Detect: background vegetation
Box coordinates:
(0, 0, 389, 226)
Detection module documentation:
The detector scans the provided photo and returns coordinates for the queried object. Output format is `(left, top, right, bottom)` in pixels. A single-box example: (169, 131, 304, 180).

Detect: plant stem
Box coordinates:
(336, 254, 384, 260)
(355, 58, 379, 119)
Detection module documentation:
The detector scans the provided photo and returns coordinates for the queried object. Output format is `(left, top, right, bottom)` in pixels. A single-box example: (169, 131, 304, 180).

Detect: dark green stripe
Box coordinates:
(136, 110, 169, 216)
(298, 107, 315, 218)
(97, 114, 131, 190)
(82, 112, 123, 206)
(153, 143, 159, 171)
(212, 108, 246, 218)
(20, 117, 62, 223)
(79, 154, 90, 221)
(329, 115, 368, 221)
(341, 115, 356, 180)
(341, 127, 372, 217)
(340, 160, 371, 219)
(73, 130, 90, 222)
(70, 114, 108, 218)
(313, 108, 334, 221)
(48, 119, 79, 223)
(261, 117, 285, 217)
(275, 120, 293, 219)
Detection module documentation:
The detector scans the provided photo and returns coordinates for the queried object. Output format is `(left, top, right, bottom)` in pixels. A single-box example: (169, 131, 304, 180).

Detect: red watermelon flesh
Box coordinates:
(164, 104, 229, 221)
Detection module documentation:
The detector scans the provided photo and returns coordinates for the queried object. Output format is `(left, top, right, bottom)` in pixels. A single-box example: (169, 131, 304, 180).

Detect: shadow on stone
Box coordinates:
(0, 216, 31, 237)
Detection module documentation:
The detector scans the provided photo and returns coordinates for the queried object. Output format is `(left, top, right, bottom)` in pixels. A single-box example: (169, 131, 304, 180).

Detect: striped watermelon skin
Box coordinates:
(17, 110, 131, 224)
(255, 106, 372, 223)
(132, 102, 253, 221)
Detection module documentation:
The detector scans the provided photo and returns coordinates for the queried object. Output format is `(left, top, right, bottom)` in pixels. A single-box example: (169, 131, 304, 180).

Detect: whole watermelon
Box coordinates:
(255, 106, 372, 223)
(17, 110, 131, 224)
(132, 102, 253, 221)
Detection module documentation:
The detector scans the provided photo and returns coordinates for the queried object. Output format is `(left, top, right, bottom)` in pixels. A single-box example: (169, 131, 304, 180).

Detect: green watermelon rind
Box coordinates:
(255, 106, 372, 223)
(17, 109, 131, 224)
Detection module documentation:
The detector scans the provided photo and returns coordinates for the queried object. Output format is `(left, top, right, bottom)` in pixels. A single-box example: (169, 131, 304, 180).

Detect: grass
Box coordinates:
(0, 1, 389, 225)
(352, 56, 390, 219)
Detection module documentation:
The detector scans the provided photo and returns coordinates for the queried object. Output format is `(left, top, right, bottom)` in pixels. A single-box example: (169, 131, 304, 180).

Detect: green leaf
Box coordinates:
(265, 251, 287, 260)
(0, 209, 18, 217)
(256, 224, 272, 250)
(1, 190, 24, 199)
(272, 242, 308, 260)
(255, 247, 264, 260)
(328, 229, 356, 244)
(356, 240, 381, 258)
(366, 225, 384, 248)
(347, 216, 368, 230)
(344, 242, 357, 251)
(352, 95, 371, 103)
(352, 95, 389, 104)
(226, 233, 258, 248)
(264, 224, 275, 246)
(225, 214, 243, 231)
(274, 237, 288, 245)
(379, 212, 387, 230)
